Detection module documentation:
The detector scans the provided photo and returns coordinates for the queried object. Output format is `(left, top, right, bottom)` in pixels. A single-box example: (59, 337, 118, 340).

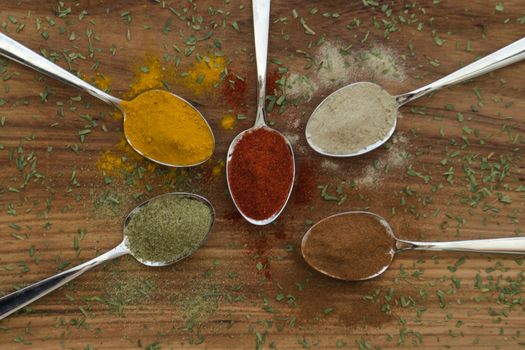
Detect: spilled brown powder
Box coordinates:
(302, 212, 395, 281)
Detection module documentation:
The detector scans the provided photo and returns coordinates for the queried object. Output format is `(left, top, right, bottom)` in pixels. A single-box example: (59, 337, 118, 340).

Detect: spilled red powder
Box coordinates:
(273, 229, 286, 240)
(224, 208, 243, 222)
(253, 233, 268, 253)
(266, 70, 280, 95)
(260, 257, 272, 279)
(246, 224, 287, 280)
(222, 73, 247, 109)
(294, 159, 317, 204)
(246, 231, 272, 279)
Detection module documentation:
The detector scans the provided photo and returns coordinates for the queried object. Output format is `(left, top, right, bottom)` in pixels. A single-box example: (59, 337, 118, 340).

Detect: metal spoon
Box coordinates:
(225, 0, 295, 225)
(0, 192, 215, 320)
(0, 32, 215, 167)
(302, 211, 525, 281)
(306, 37, 525, 157)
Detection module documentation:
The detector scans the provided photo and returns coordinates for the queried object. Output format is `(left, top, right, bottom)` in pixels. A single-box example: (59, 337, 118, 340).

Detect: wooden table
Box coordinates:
(1, 1, 525, 348)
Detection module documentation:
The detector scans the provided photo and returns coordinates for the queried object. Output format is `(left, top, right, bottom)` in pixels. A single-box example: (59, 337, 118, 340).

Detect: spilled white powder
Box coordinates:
(284, 133, 300, 145)
(355, 134, 408, 187)
(285, 73, 318, 101)
(355, 45, 406, 82)
(284, 132, 307, 155)
(285, 42, 406, 101)
(305, 82, 397, 155)
(321, 159, 340, 171)
(288, 117, 301, 129)
(316, 42, 350, 88)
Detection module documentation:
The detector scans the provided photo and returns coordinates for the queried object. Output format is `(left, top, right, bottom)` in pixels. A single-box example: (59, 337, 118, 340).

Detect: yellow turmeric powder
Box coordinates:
(125, 55, 168, 99)
(97, 149, 133, 176)
(93, 74, 112, 91)
(212, 160, 225, 177)
(96, 137, 156, 177)
(121, 90, 214, 166)
(184, 55, 227, 96)
(220, 114, 236, 130)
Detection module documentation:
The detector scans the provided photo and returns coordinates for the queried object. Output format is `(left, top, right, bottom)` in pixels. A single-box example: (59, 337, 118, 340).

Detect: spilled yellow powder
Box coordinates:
(184, 55, 226, 96)
(111, 109, 123, 121)
(93, 74, 112, 91)
(212, 160, 225, 177)
(97, 150, 133, 176)
(95, 53, 227, 182)
(116, 138, 159, 174)
(96, 137, 158, 179)
(220, 114, 236, 130)
(125, 56, 168, 99)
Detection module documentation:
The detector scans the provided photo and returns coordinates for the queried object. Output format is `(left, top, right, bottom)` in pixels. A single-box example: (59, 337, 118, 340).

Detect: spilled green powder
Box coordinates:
(102, 265, 156, 316)
(125, 195, 213, 263)
(170, 278, 223, 323)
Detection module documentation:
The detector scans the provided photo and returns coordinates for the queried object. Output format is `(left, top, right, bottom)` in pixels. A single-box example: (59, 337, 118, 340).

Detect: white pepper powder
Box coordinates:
(306, 82, 397, 155)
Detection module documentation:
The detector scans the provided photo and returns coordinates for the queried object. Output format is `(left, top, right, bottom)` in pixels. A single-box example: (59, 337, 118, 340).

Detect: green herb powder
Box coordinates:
(125, 195, 213, 263)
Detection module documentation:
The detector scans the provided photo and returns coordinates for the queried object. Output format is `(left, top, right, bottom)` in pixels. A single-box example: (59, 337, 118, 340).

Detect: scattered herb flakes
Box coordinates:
(92, 187, 130, 218)
(299, 17, 316, 35)
(169, 276, 223, 325)
(102, 265, 156, 316)
(0, 2, 524, 349)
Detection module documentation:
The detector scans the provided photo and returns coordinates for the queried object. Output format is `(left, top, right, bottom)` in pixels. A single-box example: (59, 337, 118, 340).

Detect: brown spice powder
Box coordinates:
(302, 212, 395, 281)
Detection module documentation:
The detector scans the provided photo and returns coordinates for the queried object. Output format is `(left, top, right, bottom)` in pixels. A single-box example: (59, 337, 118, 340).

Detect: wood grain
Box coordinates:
(1, 0, 525, 349)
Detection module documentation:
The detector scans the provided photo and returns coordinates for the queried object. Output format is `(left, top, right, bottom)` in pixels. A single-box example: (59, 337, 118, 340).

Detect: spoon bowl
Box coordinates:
(305, 82, 398, 157)
(306, 37, 525, 157)
(302, 211, 525, 281)
(0, 32, 215, 167)
(301, 211, 395, 281)
(0, 192, 215, 320)
(120, 90, 215, 168)
(226, 124, 295, 225)
(123, 192, 215, 266)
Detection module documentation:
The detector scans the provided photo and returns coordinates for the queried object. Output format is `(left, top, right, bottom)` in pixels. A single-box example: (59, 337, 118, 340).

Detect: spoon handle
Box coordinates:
(397, 37, 525, 105)
(397, 236, 525, 255)
(0, 32, 121, 106)
(0, 244, 127, 320)
(252, 0, 271, 127)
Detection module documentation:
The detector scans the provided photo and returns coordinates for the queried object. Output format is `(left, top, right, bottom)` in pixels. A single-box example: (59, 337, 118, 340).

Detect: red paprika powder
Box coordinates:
(265, 70, 280, 96)
(222, 73, 247, 109)
(227, 127, 294, 221)
(294, 159, 317, 205)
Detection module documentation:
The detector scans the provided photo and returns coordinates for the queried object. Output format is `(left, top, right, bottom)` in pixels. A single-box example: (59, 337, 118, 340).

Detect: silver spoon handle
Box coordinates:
(252, 0, 270, 127)
(396, 37, 525, 106)
(398, 236, 525, 255)
(0, 244, 128, 320)
(0, 32, 121, 106)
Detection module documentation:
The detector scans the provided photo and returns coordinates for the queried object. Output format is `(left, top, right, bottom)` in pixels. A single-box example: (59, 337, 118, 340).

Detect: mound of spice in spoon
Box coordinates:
(301, 212, 395, 281)
(227, 127, 294, 221)
(122, 90, 214, 167)
(306, 83, 397, 156)
(125, 194, 213, 263)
